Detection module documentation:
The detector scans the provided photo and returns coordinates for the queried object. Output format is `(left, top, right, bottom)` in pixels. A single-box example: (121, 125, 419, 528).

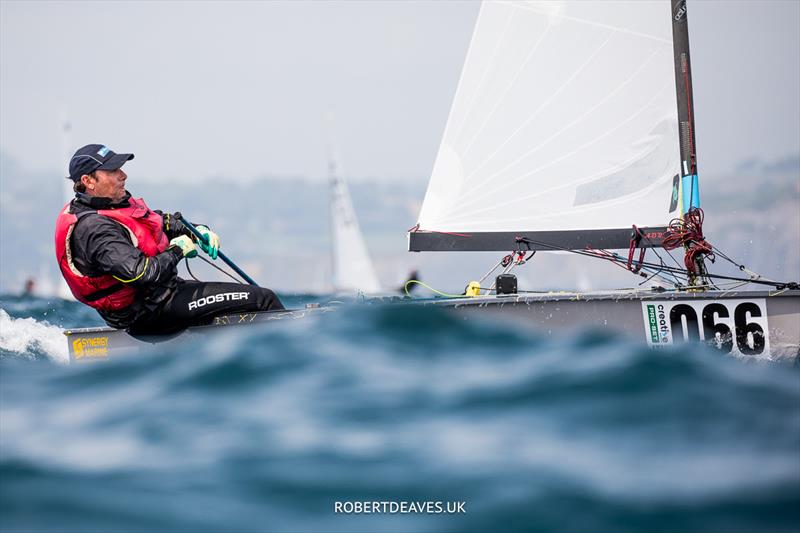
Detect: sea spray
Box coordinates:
(0, 309, 68, 364)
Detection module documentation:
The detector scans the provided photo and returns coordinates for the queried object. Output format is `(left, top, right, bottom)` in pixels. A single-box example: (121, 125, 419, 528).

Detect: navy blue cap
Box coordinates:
(67, 144, 134, 181)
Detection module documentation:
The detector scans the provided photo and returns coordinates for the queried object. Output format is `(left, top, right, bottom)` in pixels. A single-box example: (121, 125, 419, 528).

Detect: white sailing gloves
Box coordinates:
(170, 235, 197, 258)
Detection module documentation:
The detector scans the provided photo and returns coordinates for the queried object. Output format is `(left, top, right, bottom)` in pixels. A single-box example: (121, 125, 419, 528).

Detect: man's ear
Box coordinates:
(80, 174, 95, 190)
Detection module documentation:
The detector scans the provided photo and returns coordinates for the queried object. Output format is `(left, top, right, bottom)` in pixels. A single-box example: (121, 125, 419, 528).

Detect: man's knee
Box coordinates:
(257, 287, 284, 311)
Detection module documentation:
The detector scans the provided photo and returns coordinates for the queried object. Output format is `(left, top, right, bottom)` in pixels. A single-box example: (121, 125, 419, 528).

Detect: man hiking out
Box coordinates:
(55, 143, 284, 334)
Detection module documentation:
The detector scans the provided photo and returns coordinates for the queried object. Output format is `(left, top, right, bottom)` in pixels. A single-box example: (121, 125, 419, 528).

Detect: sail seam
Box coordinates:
(458, 32, 615, 195)
(455, 6, 516, 143)
(439, 100, 673, 225)
(441, 174, 674, 229)
(498, 0, 672, 44)
(457, 46, 667, 207)
(457, 20, 552, 156)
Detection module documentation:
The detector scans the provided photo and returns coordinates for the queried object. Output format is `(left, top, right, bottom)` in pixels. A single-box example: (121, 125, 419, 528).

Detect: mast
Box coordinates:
(670, 0, 707, 285)
(671, 0, 699, 208)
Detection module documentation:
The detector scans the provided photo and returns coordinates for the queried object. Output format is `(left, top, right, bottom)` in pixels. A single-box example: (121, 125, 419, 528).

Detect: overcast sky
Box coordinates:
(1, 0, 798, 184)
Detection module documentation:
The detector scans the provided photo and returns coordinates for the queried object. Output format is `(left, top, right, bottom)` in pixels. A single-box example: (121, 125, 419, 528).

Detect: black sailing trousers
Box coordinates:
(129, 280, 285, 334)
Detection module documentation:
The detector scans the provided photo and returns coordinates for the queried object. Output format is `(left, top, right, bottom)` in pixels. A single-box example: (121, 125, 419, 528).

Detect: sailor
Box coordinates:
(55, 144, 284, 333)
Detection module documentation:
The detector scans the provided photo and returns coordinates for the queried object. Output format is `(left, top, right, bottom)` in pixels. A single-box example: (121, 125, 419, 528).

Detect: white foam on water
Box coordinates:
(0, 309, 69, 364)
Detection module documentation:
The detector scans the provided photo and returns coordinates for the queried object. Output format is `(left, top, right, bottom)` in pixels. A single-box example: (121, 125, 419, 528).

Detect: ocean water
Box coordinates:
(1, 294, 798, 533)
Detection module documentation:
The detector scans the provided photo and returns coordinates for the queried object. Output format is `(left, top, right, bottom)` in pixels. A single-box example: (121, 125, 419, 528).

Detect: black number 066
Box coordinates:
(669, 302, 765, 354)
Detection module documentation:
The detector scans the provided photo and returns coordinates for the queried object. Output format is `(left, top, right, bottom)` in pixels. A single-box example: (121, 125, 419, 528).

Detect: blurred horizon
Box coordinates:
(1, 149, 797, 296)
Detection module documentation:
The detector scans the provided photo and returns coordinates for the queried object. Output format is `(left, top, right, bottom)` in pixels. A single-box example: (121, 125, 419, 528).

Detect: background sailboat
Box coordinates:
(328, 146, 382, 294)
(57, 114, 74, 300)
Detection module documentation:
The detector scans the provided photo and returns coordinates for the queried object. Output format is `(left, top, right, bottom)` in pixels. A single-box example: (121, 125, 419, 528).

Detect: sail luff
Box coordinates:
(415, 2, 489, 229)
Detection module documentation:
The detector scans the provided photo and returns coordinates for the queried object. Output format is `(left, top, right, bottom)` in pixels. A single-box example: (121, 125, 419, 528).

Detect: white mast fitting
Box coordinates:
(411, 0, 682, 252)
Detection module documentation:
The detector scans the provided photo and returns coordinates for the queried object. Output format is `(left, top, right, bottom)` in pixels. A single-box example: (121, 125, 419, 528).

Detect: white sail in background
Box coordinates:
(329, 152, 382, 294)
(417, 0, 681, 234)
(58, 115, 75, 300)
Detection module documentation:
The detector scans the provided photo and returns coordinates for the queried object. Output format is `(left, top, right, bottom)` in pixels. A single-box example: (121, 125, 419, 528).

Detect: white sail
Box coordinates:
(58, 114, 75, 300)
(329, 152, 382, 294)
(417, 0, 681, 234)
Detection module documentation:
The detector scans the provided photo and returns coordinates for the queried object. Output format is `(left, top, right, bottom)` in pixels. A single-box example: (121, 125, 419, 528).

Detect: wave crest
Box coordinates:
(0, 309, 68, 364)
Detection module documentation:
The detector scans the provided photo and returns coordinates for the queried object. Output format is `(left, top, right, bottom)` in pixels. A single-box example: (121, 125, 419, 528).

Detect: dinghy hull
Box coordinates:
(63, 290, 799, 361)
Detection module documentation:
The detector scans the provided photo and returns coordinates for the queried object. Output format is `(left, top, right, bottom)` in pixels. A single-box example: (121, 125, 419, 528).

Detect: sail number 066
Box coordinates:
(670, 302, 765, 354)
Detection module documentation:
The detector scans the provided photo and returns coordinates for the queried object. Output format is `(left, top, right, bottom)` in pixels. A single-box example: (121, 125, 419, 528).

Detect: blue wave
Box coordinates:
(1, 295, 798, 532)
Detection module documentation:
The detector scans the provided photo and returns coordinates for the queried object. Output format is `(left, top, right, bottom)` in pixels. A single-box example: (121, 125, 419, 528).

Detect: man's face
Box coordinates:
(84, 168, 127, 202)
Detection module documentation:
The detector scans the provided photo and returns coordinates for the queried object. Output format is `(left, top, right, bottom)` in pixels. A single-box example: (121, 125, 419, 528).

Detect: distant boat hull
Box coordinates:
(63, 289, 799, 362)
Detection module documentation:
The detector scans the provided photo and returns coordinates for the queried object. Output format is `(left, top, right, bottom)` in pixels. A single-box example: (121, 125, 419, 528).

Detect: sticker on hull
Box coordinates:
(71, 336, 110, 360)
(641, 299, 769, 355)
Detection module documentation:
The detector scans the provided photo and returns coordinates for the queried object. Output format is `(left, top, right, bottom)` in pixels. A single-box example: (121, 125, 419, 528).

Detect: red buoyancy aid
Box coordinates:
(54, 197, 170, 311)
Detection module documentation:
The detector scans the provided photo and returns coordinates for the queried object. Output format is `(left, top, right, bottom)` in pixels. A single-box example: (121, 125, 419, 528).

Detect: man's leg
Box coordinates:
(132, 281, 284, 333)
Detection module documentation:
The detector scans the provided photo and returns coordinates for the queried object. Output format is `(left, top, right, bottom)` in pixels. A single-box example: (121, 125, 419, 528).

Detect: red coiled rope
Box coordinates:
(662, 208, 714, 274)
